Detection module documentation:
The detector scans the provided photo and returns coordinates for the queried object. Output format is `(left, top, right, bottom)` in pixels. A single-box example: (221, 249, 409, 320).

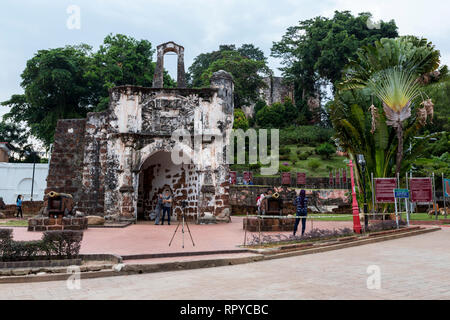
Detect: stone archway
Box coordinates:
(152, 41, 186, 88)
(134, 144, 199, 222)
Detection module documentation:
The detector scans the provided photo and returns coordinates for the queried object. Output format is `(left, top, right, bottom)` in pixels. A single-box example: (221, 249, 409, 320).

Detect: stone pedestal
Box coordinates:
(243, 217, 295, 232)
(28, 217, 88, 232)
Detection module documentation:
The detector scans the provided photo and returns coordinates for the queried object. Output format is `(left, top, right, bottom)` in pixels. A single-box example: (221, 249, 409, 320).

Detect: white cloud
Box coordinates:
(1, 0, 449, 120)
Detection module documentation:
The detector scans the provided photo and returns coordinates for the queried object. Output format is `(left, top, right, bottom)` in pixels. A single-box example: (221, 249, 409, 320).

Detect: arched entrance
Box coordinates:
(137, 150, 199, 222)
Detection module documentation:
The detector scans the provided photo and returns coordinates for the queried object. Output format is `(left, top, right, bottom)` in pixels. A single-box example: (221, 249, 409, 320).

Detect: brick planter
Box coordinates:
(243, 217, 295, 232)
(28, 217, 88, 232)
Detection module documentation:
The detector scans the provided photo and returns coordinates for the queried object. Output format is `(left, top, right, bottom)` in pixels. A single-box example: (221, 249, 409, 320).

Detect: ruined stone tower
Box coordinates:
(45, 42, 234, 223)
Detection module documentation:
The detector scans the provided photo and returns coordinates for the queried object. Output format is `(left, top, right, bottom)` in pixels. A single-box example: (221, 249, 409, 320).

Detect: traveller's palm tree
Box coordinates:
(339, 36, 441, 176)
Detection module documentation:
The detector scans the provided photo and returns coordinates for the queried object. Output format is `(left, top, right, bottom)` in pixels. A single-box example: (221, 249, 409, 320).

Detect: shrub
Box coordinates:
(0, 229, 12, 241)
(316, 142, 336, 160)
(307, 159, 321, 170)
(0, 230, 83, 262)
(297, 152, 309, 160)
(233, 108, 249, 131)
(279, 146, 291, 155)
(43, 231, 84, 259)
(249, 162, 262, 170)
(280, 126, 334, 145)
(7, 241, 47, 261)
(279, 164, 291, 172)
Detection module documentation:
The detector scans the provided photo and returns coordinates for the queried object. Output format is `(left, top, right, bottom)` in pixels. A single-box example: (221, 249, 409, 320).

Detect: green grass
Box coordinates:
(0, 220, 28, 227)
(407, 213, 449, 221)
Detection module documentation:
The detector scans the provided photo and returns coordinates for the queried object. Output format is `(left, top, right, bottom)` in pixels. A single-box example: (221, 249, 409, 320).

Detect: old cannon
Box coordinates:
(46, 191, 74, 218)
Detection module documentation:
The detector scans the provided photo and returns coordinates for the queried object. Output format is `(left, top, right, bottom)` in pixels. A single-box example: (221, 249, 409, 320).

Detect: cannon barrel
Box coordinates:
(46, 191, 73, 199)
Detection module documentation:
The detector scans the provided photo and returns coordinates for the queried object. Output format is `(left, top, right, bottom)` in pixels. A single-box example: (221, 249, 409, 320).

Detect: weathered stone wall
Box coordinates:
(247, 176, 349, 189)
(242, 75, 294, 118)
(46, 43, 234, 223)
(230, 186, 350, 215)
(79, 112, 109, 216)
(45, 119, 86, 202)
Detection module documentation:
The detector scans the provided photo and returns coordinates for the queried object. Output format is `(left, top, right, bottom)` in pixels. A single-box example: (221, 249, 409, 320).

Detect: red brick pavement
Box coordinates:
(4, 217, 353, 256)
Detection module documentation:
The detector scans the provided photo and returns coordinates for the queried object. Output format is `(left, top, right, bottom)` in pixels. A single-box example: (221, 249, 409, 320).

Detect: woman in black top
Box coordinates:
(293, 190, 308, 236)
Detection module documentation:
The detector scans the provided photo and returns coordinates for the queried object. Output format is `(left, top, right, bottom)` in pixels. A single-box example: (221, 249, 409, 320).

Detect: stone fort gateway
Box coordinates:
(45, 42, 235, 223)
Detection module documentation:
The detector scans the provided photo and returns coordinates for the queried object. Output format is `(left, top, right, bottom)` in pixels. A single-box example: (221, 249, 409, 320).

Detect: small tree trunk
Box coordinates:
(395, 121, 403, 177)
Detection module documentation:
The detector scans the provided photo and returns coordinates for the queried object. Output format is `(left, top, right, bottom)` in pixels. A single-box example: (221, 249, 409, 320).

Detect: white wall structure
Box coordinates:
(0, 163, 49, 204)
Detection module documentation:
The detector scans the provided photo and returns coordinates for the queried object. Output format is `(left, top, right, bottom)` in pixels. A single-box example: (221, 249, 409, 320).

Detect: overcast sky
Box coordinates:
(1, 0, 450, 118)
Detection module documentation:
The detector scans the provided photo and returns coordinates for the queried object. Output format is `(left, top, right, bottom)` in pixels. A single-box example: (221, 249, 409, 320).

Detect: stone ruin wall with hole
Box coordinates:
(45, 42, 235, 223)
(242, 75, 295, 118)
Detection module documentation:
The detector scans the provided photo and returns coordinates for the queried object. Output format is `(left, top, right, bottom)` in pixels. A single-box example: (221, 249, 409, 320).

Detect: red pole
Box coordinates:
(349, 159, 362, 234)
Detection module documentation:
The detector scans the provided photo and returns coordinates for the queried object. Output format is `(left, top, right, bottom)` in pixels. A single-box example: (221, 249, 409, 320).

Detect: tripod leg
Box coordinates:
(169, 221, 182, 247)
(184, 218, 195, 247)
(182, 216, 185, 249)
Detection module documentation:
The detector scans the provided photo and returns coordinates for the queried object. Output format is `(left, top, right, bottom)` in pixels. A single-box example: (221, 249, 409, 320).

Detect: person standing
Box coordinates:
(293, 190, 308, 236)
(256, 192, 266, 215)
(161, 190, 172, 225)
(16, 195, 23, 219)
(154, 193, 163, 225)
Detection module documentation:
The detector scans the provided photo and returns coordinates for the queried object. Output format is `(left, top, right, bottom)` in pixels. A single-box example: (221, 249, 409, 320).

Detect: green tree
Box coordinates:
(233, 109, 249, 131)
(0, 120, 32, 162)
(271, 11, 398, 118)
(339, 36, 442, 176)
(421, 75, 450, 133)
(188, 44, 268, 89)
(255, 102, 285, 128)
(2, 45, 95, 146)
(2, 34, 175, 146)
(316, 142, 336, 160)
(255, 98, 298, 128)
(200, 51, 267, 107)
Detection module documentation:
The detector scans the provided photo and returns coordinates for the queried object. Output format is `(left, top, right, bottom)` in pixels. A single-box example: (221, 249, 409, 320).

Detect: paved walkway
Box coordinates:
(6, 217, 353, 256)
(2, 227, 449, 299)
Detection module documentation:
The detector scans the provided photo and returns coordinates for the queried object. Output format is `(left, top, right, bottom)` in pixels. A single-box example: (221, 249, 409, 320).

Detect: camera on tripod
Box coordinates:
(169, 199, 195, 248)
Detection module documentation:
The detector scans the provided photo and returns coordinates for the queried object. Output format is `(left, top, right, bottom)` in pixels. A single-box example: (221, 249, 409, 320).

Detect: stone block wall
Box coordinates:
(45, 119, 86, 202)
(28, 217, 88, 232)
(78, 112, 109, 216)
(3, 201, 44, 217)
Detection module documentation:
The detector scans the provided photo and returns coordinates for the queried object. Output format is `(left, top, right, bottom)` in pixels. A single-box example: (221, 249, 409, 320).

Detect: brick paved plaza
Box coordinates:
(8, 217, 353, 256)
(1, 225, 449, 300)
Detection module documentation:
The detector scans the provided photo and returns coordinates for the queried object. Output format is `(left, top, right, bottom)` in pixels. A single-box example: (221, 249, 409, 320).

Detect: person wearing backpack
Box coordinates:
(293, 189, 308, 236)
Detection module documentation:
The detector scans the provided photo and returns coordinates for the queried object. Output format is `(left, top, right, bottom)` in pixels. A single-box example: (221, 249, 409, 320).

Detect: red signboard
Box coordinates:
(281, 172, 291, 185)
(410, 178, 433, 203)
(297, 173, 306, 185)
(329, 172, 333, 186)
(375, 178, 397, 203)
(229, 171, 237, 185)
(336, 170, 340, 186)
(343, 169, 347, 184)
(243, 171, 253, 184)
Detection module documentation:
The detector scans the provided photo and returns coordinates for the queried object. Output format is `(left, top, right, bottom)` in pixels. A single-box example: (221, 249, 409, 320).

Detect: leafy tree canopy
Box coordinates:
(2, 34, 175, 147)
(200, 50, 268, 107)
(271, 11, 398, 100)
(189, 43, 268, 88)
(0, 120, 33, 162)
(255, 98, 298, 128)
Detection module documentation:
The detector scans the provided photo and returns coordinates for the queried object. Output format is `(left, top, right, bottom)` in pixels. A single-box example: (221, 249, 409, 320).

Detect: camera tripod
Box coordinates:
(169, 209, 195, 248)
